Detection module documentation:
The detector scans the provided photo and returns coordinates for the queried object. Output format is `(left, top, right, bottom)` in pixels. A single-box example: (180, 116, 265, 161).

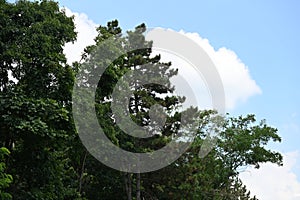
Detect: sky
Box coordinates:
(15, 0, 300, 199)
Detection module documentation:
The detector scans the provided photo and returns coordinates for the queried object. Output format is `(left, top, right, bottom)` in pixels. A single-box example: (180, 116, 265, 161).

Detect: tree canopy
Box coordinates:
(0, 1, 282, 199)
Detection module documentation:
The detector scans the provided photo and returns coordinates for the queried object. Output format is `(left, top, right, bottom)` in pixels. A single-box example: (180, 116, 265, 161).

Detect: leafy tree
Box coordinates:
(141, 111, 281, 199)
(0, 0, 283, 199)
(76, 20, 185, 200)
(0, 147, 12, 200)
(75, 20, 283, 200)
(0, 0, 80, 199)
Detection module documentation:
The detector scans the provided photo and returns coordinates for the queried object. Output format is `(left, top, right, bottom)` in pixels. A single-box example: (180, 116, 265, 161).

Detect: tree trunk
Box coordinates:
(136, 173, 141, 200)
(125, 173, 132, 200)
(78, 150, 88, 195)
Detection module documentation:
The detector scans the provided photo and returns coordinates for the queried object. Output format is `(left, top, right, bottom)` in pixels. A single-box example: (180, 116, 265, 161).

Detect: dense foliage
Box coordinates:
(0, 1, 282, 199)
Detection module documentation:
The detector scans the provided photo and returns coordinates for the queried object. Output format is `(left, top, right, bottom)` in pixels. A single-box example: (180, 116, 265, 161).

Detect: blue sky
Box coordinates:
(57, 0, 300, 199)
(57, 0, 300, 142)
(10, 0, 300, 198)
(57, 1, 300, 144)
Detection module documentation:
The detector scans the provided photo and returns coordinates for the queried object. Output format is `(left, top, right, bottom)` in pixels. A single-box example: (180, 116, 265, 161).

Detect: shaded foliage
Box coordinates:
(0, 1, 282, 199)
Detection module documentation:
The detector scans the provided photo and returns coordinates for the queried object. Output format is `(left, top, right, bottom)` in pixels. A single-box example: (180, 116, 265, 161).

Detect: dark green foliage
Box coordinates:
(0, 0, 283, 199)
(0, 147, 12, 200)
(141, 111, 280, 199)
(0, 0, 79, 199)
(76, 19, 184, 200)
(76, 21, 282, 200)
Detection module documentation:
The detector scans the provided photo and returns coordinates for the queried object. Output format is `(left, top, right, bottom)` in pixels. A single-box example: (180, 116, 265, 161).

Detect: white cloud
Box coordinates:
(63, 8, 98, 64)
(240, 151, 300, 200)
(62, 8, 261, 111)
(178, 31, 262, 110)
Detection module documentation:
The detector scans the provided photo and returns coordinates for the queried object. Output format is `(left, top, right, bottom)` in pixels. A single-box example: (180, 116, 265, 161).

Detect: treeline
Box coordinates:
(0, 1, 282, 199)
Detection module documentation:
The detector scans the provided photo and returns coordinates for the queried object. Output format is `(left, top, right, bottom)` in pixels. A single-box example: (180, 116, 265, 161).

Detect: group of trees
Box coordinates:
(0, 0, 282, 199)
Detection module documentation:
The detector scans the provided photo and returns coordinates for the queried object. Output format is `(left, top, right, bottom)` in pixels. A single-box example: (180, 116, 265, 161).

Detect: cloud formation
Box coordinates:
(63, 8, 98, 64)
(240, 151, 300, 200)
(62, 8, 261, 111)
(178, 31, 262, 110)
